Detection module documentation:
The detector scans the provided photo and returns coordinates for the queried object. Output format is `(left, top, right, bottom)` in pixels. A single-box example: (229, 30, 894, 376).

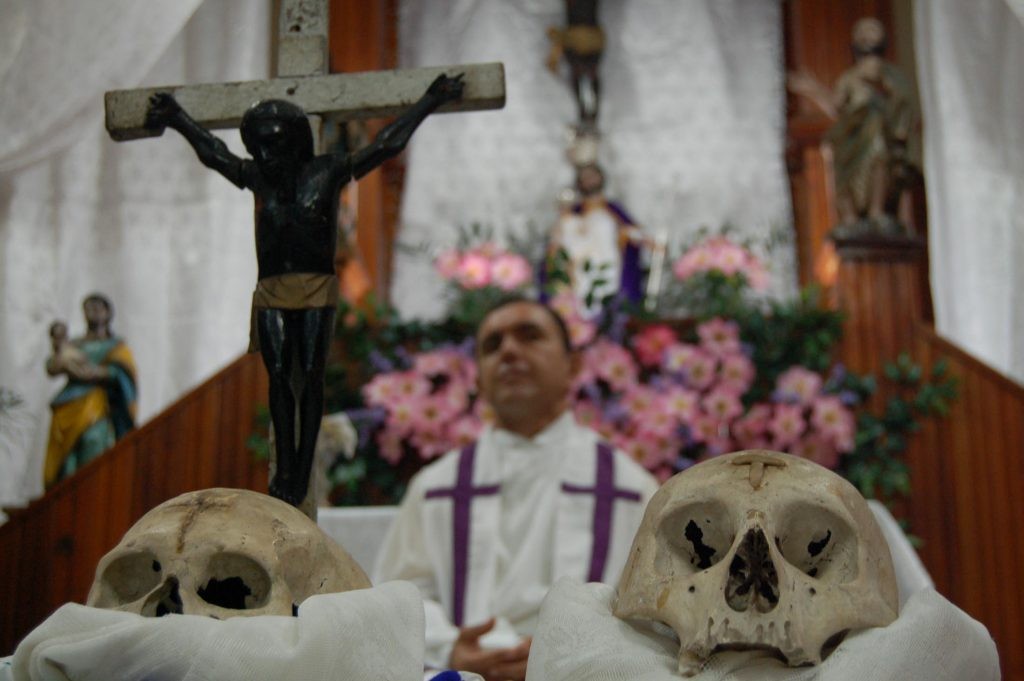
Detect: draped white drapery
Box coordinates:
(0, 0, 269, 509)
(390, 0, 795, 319)
(916, 0, 1024, 384)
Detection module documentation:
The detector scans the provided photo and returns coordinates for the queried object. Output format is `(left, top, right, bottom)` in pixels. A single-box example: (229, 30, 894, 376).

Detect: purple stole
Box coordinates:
(424, 441, 642, 626)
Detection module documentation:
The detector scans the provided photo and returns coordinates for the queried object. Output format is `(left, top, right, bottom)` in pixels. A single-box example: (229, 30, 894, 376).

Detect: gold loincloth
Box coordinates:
(248, 273, 339, 352)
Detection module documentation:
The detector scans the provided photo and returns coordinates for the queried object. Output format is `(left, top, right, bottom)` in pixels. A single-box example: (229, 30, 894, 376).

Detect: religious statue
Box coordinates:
(44, 294, 137, 488)
(546, 0, 604, 127)
(143, 73, 465, 506)
(788, 18, 917, 236)
(548, 163, 644, 313)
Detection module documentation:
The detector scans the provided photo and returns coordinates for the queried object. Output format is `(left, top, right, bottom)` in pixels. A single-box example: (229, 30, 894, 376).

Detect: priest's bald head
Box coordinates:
(475, 296, 580, 438)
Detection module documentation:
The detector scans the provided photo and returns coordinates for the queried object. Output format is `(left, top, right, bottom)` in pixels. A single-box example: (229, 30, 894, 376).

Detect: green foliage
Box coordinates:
(842, 354, 958, 504)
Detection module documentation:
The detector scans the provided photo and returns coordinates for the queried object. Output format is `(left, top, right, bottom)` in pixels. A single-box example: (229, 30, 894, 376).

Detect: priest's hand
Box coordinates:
(448, 618, 532, 681)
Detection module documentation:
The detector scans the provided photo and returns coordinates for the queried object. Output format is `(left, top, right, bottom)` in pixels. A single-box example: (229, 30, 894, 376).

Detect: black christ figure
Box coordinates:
(145, 74, 464, 506)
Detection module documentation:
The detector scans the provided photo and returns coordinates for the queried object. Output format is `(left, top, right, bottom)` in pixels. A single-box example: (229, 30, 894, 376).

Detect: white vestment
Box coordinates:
(374, 413, 659, 669)
(554, 206, 623, 313)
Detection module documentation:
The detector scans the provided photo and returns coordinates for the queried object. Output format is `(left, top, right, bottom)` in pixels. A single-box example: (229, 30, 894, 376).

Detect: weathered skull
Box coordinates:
(614, 450, 898, 675)
(88, 488, 370, 618)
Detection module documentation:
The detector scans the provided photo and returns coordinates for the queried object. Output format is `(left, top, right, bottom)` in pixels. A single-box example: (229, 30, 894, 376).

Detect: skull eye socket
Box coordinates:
(97, 551, 163, 604)
(661, 501, 734, 573)
(197, 553, 271, 610)
(776, 502, 859, 583)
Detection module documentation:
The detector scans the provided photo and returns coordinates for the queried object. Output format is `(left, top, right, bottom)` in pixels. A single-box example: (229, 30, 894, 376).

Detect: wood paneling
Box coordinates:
(0, 353, 268, 655)
(834, 238, 1023, 680)
(903, 327, 1024, 681)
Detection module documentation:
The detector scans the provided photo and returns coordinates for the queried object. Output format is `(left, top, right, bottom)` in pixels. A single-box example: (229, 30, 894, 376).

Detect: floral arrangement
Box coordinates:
(251, 231, 955, 507)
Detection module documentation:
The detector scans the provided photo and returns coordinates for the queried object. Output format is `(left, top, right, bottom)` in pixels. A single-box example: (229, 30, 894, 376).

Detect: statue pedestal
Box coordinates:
(833, 233, 930, 403)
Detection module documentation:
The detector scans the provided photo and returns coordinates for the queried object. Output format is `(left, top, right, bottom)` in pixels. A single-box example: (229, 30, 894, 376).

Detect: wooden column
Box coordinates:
(833, 235, 927, 385)
(329, 0, 400, 298)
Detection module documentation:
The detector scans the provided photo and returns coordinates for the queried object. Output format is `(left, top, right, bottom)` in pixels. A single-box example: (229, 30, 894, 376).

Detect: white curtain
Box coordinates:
(391, 0, 794, 319)
(916, 0, 1024, 384)
(0, 0, 269, 509)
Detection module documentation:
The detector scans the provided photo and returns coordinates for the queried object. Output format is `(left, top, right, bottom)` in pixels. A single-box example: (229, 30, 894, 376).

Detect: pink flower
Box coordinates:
(745, 260, 770, 291)
(672, 246, 714, 281)
(567, 316, 597, 348)
(769, 404, 807, 448)
(664, 387, 699, 421)
(637, 398, 680, 439)
(684, 352, 718, 390)
(776, 367, 823, 405)
(414, 349, 459, 377)
(790, 434, 840, 470)
(435, 250, 462, 280)
(663, 343, 701, 373)
(586, 340, 638, 391)
(697, 318, 742, 357)
(411, 429, 451, 460)
(393, 371, 431, 401)
(701, 387, 744, 423)
(410, 398, 453, 437)
(719, 353, 755, 393)
(363, 373, 399, 405)
(707, 238, 748, 276)
(690, 413, 733, 455)
(377, 431, 405, 465)
(623, 434, 673, 470)
(490, 253, 532, 290)
(632, 324, 678, 367)
(385, 401, 417, 437)
(621, 386, 659, 417)
(456, 252, 491, 289)
(732, 404, 772, 449)
(810, 395, 856, 452)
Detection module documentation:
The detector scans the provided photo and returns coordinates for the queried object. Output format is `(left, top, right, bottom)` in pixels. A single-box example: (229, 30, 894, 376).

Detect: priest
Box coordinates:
(374, 297, 659, 679)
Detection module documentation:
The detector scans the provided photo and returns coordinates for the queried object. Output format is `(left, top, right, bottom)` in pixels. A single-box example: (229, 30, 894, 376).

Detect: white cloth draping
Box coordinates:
(525, 580, 999, 681)
(3, 582, 427, 681)
(391, 0, 795, 319)
(0, 0, 268, 509)
(916, 0, 1024, 383)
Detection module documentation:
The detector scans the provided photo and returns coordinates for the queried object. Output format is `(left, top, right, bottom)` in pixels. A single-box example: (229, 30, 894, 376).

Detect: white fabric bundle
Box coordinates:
(526, 579, 999, 681)
(5, 582, 426, 681)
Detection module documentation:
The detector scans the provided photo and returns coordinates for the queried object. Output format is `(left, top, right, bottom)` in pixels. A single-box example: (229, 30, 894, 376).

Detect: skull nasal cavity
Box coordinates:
(198, 576, 254, 610)
(726, 528, 779, 614)
(684, 520, 717, 569)
(143, 577, 183, 617)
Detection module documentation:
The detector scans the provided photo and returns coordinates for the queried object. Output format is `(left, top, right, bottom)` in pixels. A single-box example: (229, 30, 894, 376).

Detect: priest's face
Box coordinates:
(476, 301, 578, 435)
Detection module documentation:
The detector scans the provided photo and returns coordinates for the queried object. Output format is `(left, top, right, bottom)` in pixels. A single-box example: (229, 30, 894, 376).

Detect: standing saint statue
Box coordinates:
(548, 163, 645, 313)
(789, 18, 917, 235)
(144, 74, 464, 506)
(44, 294, 137, 488)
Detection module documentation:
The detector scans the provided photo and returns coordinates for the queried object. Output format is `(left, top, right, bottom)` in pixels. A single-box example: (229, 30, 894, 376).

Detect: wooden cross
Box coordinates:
(105, 4, 504, 141)
(103, 1, 506, 520)
(730, 451, 787, 490)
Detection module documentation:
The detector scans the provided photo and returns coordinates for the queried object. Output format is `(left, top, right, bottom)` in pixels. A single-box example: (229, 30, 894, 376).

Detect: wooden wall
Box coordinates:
(0, 353, 268, 655)
(905, 328, 1024, 680)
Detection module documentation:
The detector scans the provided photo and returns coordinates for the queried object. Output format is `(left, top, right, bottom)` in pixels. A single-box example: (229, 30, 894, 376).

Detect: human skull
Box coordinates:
(614, 450, 898, 676)
(88, 488, 370, 618)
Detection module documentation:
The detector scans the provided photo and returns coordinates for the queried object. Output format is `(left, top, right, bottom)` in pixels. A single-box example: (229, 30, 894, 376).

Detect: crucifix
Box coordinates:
(104, 0, 506, 520)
